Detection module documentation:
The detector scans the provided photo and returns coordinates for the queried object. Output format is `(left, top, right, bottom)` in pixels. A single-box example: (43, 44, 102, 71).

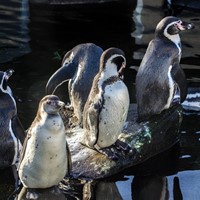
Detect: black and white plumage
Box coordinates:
(18, 95, 71, 189)
(0, 69, 25, 169)
(136, 16, 194, 121)
(83, 48, 130, 155)
(46, 43, 103, 126)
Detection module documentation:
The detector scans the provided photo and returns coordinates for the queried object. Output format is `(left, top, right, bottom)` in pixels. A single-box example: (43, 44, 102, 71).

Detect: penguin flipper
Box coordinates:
(17, 130, 31, 171)
(86, 102, 100, 148)
(66, 143, 72, 175)
(11, 116, 26, 144)
(171, 63, 187, 102)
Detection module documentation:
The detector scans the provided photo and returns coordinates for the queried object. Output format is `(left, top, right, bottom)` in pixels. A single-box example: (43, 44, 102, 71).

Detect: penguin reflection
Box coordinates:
(16, 186, 66, 200)
(83, 181, 123, 200)
(132, 176, 169, 200)
(132, 175, 183, 200)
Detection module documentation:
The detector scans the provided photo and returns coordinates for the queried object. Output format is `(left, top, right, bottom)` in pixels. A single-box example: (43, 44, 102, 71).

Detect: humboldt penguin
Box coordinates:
(136, 16, 194, 122)
(18, 95, 71, 195)
(83, 48, 130, 159)
(0, 69, 25, 169)
(46, 43, 103, 126)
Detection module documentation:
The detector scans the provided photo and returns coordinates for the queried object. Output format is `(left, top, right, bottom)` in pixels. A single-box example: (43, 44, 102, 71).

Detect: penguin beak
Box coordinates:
(46, 62, 77, 94)
(56, 100, 65, 109)
(177, 21, 195, 31)
(5, 69, 14, 80)
(118, 62, 126, 80)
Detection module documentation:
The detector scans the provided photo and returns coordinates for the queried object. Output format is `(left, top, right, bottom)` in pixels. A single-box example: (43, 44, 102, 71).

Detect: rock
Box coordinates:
(63, 104, 183, 179)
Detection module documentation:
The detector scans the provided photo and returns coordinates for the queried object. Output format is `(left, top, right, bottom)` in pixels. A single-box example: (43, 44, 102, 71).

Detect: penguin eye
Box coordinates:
(46, 100, 52, 105)
(46, 100, 56, 106)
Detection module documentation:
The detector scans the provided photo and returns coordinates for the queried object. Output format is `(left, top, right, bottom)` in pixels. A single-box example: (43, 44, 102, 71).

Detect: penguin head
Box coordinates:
(100, 48, 126, 79)
(39, 95, 65, 115)
(0, 69, 14, 93)
(155, 16, 194, 40)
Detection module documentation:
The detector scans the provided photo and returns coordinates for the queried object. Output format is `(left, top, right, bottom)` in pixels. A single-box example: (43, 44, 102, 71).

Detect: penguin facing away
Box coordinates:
(46, 43, 103, 126)
(18, 95, 71, 193)
(83, 48, 130, 159)
(136, 16, 194, 122)
(0, 69, 25, 169)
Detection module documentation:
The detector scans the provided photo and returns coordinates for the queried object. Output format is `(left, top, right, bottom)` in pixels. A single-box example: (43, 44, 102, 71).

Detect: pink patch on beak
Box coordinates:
(118, 62, 126, 79)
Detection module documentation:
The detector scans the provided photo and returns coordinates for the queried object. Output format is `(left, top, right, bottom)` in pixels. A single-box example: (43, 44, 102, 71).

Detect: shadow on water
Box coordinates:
(0, 0, 200, 199)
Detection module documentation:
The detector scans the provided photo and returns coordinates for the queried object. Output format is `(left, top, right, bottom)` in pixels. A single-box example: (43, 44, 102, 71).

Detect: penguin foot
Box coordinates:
(26, 189, 39, 200)
(50, 185, 62, 195)
(97, 147, 120, 161)
(114, 139, 132, 153)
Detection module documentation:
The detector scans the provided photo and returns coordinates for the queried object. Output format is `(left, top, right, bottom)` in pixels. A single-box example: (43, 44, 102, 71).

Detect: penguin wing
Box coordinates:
(66, 143, 72, 175)
(11, 116, 26, 144)
(87, 100, 101, 146)
(17, 129, 31, 170)
(171, 62, 187, 102)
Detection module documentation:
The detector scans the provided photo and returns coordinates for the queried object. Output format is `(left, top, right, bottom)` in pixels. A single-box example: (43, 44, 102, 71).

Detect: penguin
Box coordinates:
(0, 69, 25, 170)
(18, 95, 71, 194)
(46, 43, 103, 126)
(83, 48, 130, 158)
(136, 16, 194, 122)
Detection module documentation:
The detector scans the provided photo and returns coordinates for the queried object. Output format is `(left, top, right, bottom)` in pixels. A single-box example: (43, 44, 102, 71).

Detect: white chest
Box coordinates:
(19, 115, 68, 188)
(97, 81, 130, 148)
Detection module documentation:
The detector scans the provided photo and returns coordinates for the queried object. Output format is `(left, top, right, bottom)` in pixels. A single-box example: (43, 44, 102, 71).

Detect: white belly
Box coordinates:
(19, 117, 68, 188)
(97, 81, 129, 148)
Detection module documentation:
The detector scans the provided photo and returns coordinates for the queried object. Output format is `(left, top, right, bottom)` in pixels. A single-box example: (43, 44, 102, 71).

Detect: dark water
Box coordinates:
(0, 0, 200, 199)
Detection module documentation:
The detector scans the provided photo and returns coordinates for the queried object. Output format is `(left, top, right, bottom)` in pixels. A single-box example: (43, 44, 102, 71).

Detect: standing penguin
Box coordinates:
(18, 95, 71, 197)
(46, 43, 103, 126)
(0, 69, 25, 170)
(83, 48, 130, 158)
(136, 16, 194, 122)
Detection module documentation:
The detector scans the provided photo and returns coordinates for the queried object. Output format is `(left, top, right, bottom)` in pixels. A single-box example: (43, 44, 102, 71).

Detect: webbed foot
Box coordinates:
(26, 188, 39, 199)
(114, 139, 132, 153)
(96, 146, 120, 161)
(50, 185, 62, 195)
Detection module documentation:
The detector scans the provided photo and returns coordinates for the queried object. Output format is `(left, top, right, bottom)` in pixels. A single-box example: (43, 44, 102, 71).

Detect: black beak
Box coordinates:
(5, 69, 14, 80)
(118, 62, 126, 80)
(46, 62, 77, 94)
(178, 21, 195, 30)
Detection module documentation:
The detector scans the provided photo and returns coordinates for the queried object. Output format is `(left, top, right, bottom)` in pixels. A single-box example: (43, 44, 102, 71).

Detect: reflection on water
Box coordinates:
(17, 186, 66, 200)
(0, 0, 31, 63)
(0, 0, 200, 199)
(132, 176, 169, 200)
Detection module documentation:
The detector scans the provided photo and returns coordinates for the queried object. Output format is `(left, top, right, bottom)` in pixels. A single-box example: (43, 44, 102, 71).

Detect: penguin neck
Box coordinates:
(162, 30, 181, 55)
(0, 86, 16, 109)
(36, 109, 59, 125)
(99, 63, 118, 82)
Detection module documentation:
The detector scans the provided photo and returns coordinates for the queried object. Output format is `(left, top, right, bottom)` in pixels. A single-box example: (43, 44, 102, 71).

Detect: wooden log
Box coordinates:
(65, 104, 183, 179)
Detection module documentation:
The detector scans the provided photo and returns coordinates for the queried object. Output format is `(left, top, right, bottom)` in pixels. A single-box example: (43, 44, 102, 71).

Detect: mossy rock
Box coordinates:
(65, 104, 183, 179)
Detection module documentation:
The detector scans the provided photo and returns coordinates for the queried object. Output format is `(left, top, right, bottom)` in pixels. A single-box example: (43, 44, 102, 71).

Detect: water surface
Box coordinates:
(0, 0, 200, 199)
